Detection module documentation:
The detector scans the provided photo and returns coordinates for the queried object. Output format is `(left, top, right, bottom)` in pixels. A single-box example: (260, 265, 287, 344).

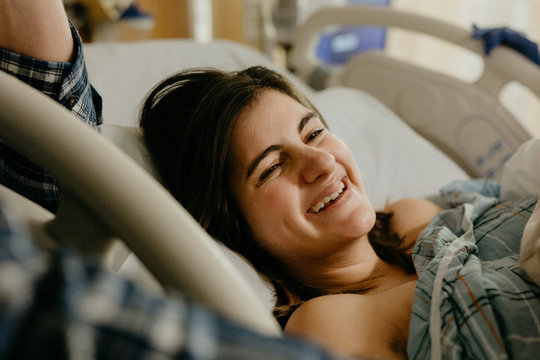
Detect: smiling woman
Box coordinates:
(138, 60, 540, 360)
(139, 66, 428, 358)
(4, 1, 540, 358)
(228, 89, 377, 278)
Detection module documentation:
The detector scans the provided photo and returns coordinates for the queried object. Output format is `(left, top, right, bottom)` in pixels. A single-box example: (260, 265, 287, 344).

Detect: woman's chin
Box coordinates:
(343, 201, 376, 239)
(358, 206, 377, 235)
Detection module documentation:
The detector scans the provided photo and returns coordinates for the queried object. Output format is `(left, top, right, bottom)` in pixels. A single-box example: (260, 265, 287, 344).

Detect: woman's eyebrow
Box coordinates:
(246, 144, 282, 180)
(298, 112, 317, 133)
(245, 111, 317, 180)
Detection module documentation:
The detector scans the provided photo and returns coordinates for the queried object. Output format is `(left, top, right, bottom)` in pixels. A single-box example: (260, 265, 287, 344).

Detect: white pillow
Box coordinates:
(501, 138, 540, 200)
(97, 125, 159, 179)
(498, 138, 540, 286)
(85, 39, 310, 127)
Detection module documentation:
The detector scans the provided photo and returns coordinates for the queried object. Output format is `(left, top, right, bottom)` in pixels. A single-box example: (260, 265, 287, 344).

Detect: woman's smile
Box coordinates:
(307, 179, 347, 214)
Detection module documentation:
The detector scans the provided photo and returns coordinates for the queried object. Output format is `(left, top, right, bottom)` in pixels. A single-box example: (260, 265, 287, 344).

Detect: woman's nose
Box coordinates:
(299, 147, 336, 183)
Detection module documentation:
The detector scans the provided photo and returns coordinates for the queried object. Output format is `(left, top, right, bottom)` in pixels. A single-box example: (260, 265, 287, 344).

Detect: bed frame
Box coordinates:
(289, 6, 540, 178)
(0, 6, 539, 338)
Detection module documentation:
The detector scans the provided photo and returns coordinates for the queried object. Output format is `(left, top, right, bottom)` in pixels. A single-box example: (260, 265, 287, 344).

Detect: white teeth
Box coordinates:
(310, 181, 345, 213)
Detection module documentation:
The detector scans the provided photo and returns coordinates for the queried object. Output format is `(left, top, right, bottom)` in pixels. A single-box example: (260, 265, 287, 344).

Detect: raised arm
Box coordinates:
(0, 0, 73, 61)
(0, 0, 101, 213)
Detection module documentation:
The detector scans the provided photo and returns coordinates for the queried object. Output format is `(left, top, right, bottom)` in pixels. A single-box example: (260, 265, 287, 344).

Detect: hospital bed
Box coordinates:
(0, 5, 539, 344)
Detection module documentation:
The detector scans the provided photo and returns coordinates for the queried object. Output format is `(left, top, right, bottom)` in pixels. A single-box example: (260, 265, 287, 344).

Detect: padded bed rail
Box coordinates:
(289, 6, 540, 178)
(0, 70, 281, 336)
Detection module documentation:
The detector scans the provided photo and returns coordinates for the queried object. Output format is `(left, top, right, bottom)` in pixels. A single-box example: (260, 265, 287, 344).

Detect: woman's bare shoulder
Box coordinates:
(284, 293, 407, 359)
(286, 293, 370, 332)
(386, 197, 443, 248)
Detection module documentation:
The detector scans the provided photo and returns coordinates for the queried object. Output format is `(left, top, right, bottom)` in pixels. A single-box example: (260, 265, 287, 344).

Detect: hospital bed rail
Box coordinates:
(0, 70, 281, 337)
(289, 6, 540, 178)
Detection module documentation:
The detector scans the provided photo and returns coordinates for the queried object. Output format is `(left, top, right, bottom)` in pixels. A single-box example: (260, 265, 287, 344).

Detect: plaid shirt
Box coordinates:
(0, 23, 102, 213)
(0, 196, 340, 359)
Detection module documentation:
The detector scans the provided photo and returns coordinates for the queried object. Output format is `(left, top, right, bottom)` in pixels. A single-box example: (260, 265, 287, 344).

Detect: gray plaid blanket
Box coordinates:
(408, 180, 540, 359)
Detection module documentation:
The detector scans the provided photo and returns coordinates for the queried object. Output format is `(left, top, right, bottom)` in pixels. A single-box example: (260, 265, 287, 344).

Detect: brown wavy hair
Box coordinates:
(140, 66, 414, 328)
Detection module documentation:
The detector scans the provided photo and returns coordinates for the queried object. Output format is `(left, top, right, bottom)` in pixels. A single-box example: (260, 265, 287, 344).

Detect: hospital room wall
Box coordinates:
(388, 0, 540, 137)
(137, 0, 190, 39)
(136, 0, 245, 43)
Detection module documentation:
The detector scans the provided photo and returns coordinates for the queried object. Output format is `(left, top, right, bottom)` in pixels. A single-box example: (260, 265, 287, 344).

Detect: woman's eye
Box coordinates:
(306, 129, 324, 142)
(259, 163, 282, 182)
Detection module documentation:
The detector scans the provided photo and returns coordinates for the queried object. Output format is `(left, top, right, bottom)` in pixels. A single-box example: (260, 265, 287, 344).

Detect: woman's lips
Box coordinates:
(308, 180, 347, 214)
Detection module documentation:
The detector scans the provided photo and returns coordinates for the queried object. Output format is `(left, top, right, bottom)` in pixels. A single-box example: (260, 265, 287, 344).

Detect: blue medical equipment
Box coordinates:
(473, 25, 540, 65)
(315, 0, 390, 65)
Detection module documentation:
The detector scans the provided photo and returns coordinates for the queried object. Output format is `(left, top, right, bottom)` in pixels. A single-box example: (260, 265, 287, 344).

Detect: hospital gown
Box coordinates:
(408, 179, 540, 359)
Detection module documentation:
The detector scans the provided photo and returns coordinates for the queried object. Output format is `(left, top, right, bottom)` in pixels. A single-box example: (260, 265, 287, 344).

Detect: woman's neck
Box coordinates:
(292, 235, 415, 294)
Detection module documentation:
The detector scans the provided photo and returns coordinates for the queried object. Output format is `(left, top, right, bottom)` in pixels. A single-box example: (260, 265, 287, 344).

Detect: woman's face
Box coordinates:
(228, 89, 376, 273)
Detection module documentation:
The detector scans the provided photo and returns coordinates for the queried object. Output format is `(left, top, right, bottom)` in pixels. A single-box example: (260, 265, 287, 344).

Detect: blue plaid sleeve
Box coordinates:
(0, 22, 102, 213)
(0, 196, 342, 360)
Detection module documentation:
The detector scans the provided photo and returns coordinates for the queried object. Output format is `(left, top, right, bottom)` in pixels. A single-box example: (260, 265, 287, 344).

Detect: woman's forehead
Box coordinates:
(229, 92, 295, 161)
(237, 90, 310, 130)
